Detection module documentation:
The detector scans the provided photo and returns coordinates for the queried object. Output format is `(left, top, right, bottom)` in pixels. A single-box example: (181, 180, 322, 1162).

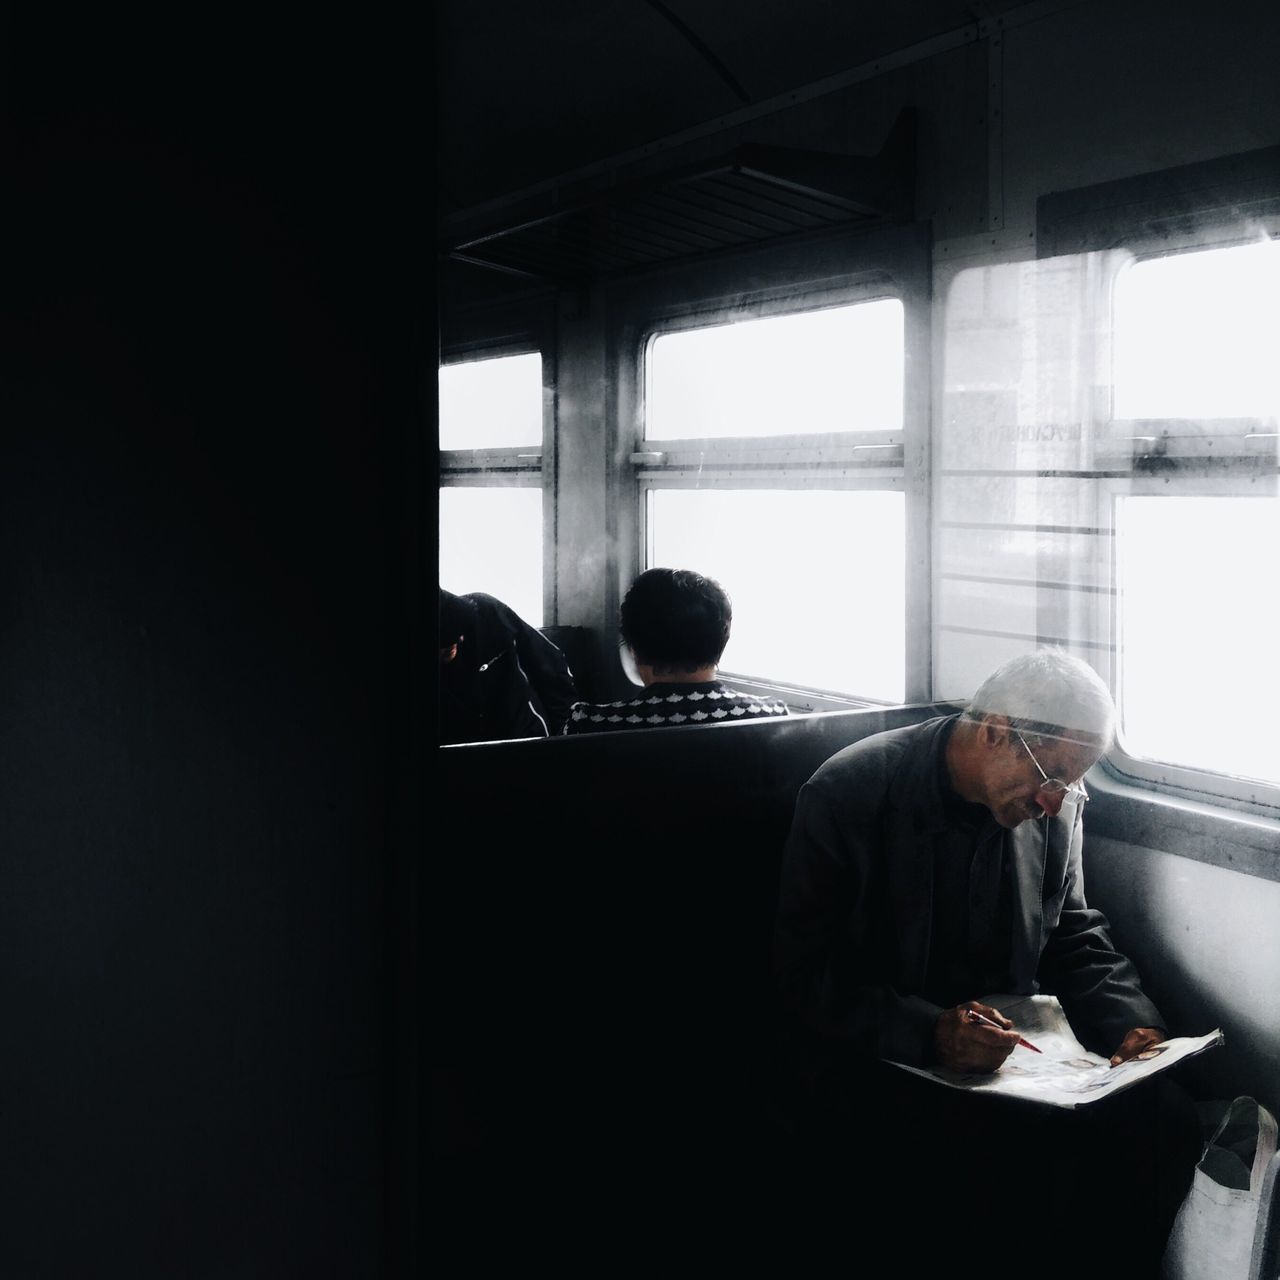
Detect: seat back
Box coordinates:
(434, 703, 952, 1175)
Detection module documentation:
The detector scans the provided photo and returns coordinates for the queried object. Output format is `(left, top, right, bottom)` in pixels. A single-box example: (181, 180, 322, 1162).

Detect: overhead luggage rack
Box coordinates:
(444, 111, 915, 284)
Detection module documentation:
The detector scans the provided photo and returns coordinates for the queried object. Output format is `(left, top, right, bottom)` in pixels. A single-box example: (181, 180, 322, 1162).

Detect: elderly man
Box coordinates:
(772, 651, 1199, 1276)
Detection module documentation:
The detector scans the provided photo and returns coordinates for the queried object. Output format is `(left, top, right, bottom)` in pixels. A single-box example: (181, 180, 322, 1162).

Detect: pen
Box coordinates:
(965, 1008, 1042, 1053)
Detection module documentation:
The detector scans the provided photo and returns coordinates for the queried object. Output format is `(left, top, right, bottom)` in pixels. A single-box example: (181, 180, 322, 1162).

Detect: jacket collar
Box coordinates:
(882, 714, 1051, 992)
(886, 714, 967, 833)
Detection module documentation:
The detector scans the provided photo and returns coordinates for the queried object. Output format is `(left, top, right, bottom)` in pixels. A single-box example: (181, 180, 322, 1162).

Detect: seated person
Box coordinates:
(564, 568, 787, 734)
(439, 588, 577, 744)
(771, 650, 1200, 1275)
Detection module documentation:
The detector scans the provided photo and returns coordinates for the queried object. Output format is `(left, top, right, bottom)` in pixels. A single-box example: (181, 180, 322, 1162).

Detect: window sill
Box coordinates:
(1086, 762, 1280, 883)
(716, 672, 890, 714)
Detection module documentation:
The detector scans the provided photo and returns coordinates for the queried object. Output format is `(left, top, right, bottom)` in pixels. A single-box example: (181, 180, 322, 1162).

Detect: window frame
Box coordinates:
(1099, 474, 1280, 816)
(438, 337, 557, 625)
(1088, 226, 1280, 815)
(614, 223, 932, 708)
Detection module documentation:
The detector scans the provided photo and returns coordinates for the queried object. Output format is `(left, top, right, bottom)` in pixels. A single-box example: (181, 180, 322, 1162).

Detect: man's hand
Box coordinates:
(934, 1001, 1021, 1073)
(1109, 1026, 1165, 1067)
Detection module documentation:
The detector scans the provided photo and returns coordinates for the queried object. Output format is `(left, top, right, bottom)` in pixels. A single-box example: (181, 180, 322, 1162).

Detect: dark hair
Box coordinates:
(619, 568, 732, 671)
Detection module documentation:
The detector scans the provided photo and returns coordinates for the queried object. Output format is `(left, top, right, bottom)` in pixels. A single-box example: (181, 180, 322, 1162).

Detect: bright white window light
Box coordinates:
(646, 299, 904, 440)
(439, 487, 543, 627)
(1116, 495, 1280, 787)
(439, 352, 543, 450)
(648, 488, 905, 702)
(1113, 241, 1280, 420)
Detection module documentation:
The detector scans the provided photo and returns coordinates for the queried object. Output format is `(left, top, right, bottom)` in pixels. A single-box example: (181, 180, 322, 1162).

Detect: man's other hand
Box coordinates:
(934, 1001, 1021, 1073)
(1109, 1026, 1165, 1067)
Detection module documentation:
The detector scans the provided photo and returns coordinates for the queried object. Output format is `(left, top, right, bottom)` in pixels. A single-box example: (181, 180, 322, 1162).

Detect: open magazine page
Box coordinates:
(886, 994, 1223, 1109)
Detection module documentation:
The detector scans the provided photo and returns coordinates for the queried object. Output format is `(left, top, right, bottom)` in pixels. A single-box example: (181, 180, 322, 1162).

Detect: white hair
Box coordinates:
(964, 650, 1116, 745)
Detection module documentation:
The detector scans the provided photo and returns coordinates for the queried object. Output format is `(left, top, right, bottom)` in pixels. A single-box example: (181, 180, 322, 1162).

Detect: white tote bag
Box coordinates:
(1163, 1096, 1278, 1280)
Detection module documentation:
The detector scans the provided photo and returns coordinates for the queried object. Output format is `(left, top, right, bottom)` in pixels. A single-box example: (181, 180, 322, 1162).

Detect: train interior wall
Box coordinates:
(1087, 836, 1280, 1120)
(441, 0, 1280, 1136)
(444, 0, 1280, 648)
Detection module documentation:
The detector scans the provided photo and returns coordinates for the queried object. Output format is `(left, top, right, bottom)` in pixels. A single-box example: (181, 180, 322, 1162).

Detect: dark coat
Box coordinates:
(773, 715, 1163, 1067)
(439, 592, 577, 744)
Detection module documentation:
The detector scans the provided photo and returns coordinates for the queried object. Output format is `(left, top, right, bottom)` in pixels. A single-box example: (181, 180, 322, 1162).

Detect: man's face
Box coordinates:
(979, 725, 1100, 829)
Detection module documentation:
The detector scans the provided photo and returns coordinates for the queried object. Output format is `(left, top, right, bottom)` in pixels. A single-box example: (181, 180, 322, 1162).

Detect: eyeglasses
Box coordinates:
(1015, 731, 1090, 804)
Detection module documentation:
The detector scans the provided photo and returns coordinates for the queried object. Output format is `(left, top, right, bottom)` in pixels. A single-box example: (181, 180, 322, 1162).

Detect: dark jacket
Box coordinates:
(773, 715, 1163, 1067)
(439, 592, 577, 744)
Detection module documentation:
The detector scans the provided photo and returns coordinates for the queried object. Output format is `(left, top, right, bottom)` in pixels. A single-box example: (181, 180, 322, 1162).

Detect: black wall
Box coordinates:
(3, 15, 426, 1276)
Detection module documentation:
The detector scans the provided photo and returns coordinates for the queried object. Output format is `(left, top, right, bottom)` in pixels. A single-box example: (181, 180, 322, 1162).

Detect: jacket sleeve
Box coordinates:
(507, 613, 578, 736)
(1035, 809, 1165, 1055)
(773, 780, 942, 1068)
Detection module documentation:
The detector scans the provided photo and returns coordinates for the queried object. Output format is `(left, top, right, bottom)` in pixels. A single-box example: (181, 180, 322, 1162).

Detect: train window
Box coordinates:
(648, 488, 905, 702)
(638, 295, 908, 704)
(1115, 494, 1280, 789)
(1113, 241, 1280, 420)
(438, 486, 544, 626)
(438, 352, 542, 449)
(439, 350, 546, 625)
(937, 234, 1279, 811)
(1107, 237, 1280, 800)
(645, 300, 903, 439)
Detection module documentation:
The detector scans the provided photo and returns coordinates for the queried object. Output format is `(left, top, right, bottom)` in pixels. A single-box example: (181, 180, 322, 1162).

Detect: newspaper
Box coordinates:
(887, 993, 1224, 1109)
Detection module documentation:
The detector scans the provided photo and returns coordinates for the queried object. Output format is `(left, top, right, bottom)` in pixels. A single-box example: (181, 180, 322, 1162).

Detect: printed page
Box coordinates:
(886, 994, 1223, 1109)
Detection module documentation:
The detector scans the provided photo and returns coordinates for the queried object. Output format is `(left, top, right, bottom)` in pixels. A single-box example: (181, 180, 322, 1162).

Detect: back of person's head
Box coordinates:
(619, 568, 732, 673)
(964, 649, 1116, 747)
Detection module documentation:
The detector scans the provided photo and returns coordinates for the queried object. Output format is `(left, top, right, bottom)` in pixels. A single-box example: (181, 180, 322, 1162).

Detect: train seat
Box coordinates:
(434, 701, 952, 1220)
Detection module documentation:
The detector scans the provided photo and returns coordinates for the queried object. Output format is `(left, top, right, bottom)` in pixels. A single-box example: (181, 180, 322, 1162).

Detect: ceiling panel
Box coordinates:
(438, 0, 1024, 216)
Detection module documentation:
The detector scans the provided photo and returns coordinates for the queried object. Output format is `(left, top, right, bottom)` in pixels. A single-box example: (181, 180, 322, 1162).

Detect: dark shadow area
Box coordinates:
(2, 13, 428, 1276)
(433, 705, 950, 1262)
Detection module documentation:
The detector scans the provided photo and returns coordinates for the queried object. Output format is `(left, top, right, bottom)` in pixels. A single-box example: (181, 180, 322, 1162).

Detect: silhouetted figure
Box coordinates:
(439, 589, 576, 744)
(564, 567, 788, 734)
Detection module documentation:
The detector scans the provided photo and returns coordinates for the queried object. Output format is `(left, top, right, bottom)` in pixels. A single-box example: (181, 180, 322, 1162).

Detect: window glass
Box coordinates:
(439, 352, 543, 449)
(439, 487, 543, 627)
(937, 243, 1279, 801)
(1113, 241, 1280, 420)
(1116, 494, 1280, 786)
(646, 299, 903, 440)
(648, 488, 905, 701)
